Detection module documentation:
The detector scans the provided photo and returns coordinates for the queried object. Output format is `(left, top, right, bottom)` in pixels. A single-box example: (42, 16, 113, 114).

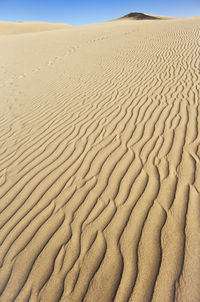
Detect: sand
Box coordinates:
(0, 21, 71, 35)
(0, 17, 200, 302)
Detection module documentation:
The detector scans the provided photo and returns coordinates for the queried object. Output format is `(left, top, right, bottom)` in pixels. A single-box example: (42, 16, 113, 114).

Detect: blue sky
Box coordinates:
(1, 0, 200, 25)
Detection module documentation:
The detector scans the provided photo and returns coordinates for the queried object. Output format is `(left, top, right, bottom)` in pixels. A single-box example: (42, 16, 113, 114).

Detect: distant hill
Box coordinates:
(115, 12, 170, 21)
(121, 12, 160, 20)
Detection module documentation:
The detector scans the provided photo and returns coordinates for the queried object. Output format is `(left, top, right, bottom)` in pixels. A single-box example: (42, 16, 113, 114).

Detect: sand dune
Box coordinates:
(0, 16, 200, 302)
(0, 21, 71, 35)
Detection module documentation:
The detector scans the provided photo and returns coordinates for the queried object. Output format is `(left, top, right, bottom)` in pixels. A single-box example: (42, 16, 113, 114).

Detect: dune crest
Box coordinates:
(0, 16, 200, 302)
(0, 21, 71, 35)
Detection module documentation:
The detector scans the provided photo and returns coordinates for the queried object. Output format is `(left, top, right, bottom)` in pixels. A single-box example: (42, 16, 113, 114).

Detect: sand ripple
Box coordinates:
(0, 18, 200, 302)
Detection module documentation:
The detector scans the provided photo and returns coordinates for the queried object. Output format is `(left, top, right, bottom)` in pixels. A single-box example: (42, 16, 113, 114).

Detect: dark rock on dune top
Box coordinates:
(120, 12, 160, 20)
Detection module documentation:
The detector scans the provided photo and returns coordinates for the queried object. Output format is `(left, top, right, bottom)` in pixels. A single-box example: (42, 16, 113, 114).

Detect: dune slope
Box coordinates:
(0, 21, 71, 35)
(0, 17, 200, 302)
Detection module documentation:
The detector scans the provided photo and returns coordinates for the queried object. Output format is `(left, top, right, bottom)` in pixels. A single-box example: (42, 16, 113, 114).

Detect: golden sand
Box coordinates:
(0, 17, 200, 302)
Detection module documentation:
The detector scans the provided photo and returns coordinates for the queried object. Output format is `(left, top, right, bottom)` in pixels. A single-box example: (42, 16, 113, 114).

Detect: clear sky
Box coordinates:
(1, 0, 200, 25)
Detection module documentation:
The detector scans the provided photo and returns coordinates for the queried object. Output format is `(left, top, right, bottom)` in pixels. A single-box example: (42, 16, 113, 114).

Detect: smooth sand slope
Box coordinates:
(0, 21, 71, 35)
(0, 16, 200, 302)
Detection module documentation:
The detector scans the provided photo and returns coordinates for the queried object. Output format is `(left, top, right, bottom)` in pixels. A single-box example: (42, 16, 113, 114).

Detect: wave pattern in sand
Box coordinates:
(0, 18, 200, 302)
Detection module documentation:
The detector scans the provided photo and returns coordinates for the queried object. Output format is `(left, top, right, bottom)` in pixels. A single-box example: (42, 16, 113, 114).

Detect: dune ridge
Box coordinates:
(0, 17, 200, 301)
(0, 21, 71, 35)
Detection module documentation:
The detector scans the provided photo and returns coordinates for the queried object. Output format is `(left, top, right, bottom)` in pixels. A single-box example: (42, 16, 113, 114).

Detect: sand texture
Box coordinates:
(0, 17, 200, 302)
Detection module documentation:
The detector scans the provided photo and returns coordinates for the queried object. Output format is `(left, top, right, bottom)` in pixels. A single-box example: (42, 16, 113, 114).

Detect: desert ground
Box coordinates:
(0, 15, 200, 302)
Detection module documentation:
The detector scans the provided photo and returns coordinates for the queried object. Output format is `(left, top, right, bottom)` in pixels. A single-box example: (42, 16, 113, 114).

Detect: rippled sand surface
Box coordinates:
(0, 17, 200, 302)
